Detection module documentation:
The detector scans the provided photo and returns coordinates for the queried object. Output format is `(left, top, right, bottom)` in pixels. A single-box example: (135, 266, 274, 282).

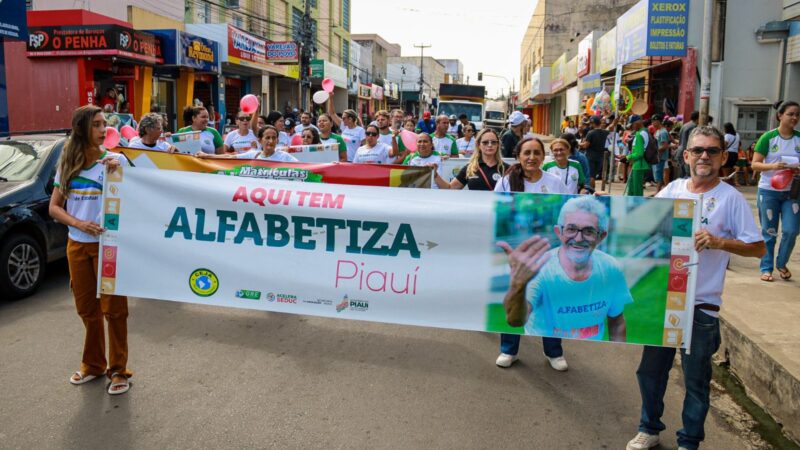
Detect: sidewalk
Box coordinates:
(602, 179, 800, 442)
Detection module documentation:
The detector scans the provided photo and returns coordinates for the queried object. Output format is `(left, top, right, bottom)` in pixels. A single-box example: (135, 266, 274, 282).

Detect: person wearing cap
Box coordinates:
(501, 111, 526, 158)
(623, 114, 650, 196)
(447, 115, 460, 136)
(416, 111, 436, 134)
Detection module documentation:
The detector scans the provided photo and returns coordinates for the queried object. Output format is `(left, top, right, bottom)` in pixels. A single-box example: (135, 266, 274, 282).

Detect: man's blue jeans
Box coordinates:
(757, 188, 800, 273)
(500, 333, 563, 358)
(636, 310, 721, 450)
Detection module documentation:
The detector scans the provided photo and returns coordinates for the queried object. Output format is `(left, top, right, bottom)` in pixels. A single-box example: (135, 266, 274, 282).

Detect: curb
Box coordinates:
(719, 317, 800, 444)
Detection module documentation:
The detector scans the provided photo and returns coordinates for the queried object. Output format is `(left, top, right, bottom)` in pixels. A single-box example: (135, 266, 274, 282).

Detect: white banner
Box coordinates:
(99, 166, 700, 348)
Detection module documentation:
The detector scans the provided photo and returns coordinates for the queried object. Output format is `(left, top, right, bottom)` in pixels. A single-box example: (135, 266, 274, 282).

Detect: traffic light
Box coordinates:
(478, 72, 483, 81)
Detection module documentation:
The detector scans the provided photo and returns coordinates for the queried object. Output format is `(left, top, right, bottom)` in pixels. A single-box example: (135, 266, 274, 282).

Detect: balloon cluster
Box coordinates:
(312, 78, 335, 104)
(591, 89, 612, 116)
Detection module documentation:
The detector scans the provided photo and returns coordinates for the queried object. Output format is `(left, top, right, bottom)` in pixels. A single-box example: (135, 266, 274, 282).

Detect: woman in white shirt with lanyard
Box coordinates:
(126, 113, 177, 153)
(456, 124, 477, 155)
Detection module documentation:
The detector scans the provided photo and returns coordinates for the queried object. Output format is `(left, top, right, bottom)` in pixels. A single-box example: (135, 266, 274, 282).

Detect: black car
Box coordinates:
(1, 135, 69, 300)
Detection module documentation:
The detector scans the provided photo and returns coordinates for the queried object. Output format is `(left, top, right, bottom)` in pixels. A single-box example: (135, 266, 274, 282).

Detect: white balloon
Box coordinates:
(312, 90, 330, 104)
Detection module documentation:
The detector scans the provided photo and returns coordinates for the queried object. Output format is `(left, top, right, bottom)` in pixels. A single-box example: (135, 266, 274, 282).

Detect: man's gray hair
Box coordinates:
(138, 113, 163, 137)
(557, 196, 609, 232)
(687, 125, 724, 149)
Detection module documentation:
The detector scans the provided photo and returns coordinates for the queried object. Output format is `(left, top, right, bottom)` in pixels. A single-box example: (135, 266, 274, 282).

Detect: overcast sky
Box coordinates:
(350, 0, 538, 99)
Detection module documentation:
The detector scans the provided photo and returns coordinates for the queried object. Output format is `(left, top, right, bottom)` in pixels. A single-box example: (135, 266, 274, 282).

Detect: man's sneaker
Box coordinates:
(495, 353, 518, 368)
(546, 355, 568, 371)
(626, 432, 659, 450)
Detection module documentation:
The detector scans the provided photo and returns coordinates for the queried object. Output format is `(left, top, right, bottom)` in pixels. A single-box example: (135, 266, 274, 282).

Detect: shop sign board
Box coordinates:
(27, 24, 163, 64)
(310, 59, 348, 89)
(616, 0, 689, 66)
(579, 73, 602, 95)
(550, 53, 567, 92)
(577, 33, 593, 77)
(265, 41, 298, 63)
(0, 0, 28, 42)
(597, 27, 617, 74)
(149, 30, 219, 73)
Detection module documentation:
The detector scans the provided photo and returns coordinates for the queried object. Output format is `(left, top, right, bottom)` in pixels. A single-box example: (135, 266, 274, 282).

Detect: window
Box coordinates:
(232, 14, 244, 28)
(737, 105, 771, 149)
(343, 39, 349, 68)
(292, 7, 303, 42)
(342, 0, 350, 31)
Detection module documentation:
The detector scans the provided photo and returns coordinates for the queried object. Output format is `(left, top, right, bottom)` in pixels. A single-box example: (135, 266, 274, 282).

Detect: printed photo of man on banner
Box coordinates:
(489, 194, 699, 348)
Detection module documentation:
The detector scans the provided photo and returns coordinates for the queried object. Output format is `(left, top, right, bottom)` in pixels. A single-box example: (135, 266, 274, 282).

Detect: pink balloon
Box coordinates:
(103, 127, 120, 149)
(322, 78, 335, 93)
(399, 129, 418, 152)
(240, 94, 259, 114)
(120, 125, 137, 141)
(771, 169, 794, 190)
(290, 134, 303, 146)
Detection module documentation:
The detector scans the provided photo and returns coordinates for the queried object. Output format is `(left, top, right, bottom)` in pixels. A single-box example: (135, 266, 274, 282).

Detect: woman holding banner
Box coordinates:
(434, 128, 505, 191)
(352, 124, 394, 164)
(48, 105, 133, 395)
(179, 106, 224, 154)
(402, 133, 447, 189)
(127, 113, 176, 153)
(493, 137, 569, 372)
(196, 125, 298, 162)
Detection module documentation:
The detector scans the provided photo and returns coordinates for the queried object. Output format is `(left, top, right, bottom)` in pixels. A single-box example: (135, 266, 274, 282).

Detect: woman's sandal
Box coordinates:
(778, 268, 792, 281)
(69, 371, 99, 385)
(108, 372, 130, 395)
(760, 272, 774, 282)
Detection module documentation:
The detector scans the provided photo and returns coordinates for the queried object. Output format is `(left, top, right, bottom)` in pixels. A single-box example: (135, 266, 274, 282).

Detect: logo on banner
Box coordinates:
(189, 268, 219, 297)
(29, 31, 49, 49)
(266, 293, 297, 304)
(235, 289, 261, 300)
(266, 292, 276, 302)
(335, 294, 369, 313)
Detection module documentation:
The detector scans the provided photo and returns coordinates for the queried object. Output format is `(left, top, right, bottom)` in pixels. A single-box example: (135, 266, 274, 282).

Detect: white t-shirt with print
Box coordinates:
(657, 179, 762, 315)
(340, 125, 366, 161)
(54, 151, 131, 243)
(754, 129, 800, 191)
(493, 171, 569, 194)
(377, 130, 394, 148)
(236, 149, 299, 162)
(352, 143, 392, 164)
(127, 138, 172, 152)
(294, 123, 320, 135)
(456, 137, 476, 154)
(224, 129, 261, 153)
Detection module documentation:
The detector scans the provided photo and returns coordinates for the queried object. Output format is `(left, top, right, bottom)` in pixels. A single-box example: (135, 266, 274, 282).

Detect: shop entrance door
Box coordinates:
(153, 79, 176, 132)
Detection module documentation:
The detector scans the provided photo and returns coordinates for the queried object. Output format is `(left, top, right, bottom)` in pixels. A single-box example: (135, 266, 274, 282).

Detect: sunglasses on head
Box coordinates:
(365, 131, 379, 137)
(687, 146, 723, 156)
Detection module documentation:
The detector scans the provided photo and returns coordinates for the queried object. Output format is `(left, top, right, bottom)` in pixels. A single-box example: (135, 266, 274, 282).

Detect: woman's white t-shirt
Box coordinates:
(724, 133, 740, 154)
(456, 137, 476, 154)
(405, 152, 444, 189)
(127, 137, 171, 152)
(53, 151, 131, 243)
(236, 149, 299, 162)
(340, 125, 366, 161)
(754, 129, 800, 191)
(224, 129, 261, 153)
(352, 143, 392, 164)
(493, 170, 569, 194)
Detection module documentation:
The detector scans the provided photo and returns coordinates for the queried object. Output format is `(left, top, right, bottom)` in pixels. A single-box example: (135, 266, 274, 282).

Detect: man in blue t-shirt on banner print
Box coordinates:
(499, 196, 632, 344)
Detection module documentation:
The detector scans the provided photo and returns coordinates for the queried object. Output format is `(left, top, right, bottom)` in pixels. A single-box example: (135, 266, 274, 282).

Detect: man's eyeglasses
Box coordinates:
(560, 225, 602, 242)
(237, 116, 251, 121)
(687, 146, 723, 156)
(480, 140, 499, 146)
(365, 131, 379, 137)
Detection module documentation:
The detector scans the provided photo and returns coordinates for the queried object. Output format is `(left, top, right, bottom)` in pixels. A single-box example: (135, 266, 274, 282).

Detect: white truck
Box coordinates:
(484, 101, 507, 132)
(436, 84, 486, 131)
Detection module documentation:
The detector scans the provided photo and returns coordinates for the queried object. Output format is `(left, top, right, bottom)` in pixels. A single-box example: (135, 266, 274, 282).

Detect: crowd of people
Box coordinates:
(48, 95, 798, 450)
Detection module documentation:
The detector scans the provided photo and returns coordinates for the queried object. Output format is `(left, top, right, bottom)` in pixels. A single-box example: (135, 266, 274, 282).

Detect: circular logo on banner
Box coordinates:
(189, 268, 219, 297)
(266, 292, 276, 302)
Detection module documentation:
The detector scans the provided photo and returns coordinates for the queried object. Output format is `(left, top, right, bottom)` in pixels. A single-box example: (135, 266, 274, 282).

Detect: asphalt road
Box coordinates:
(0, 261, 751, 449)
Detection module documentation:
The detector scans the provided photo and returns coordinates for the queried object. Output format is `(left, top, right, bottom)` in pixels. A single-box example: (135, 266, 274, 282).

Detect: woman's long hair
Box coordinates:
(505, 137, 545, 192)
(466, 128, 504, 179)
(58, 105, 102, 195)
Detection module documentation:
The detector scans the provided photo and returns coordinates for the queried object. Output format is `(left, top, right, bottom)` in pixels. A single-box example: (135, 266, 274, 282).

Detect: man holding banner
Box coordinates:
(500, 196, 631, 343)
(627, 126, 765, 450)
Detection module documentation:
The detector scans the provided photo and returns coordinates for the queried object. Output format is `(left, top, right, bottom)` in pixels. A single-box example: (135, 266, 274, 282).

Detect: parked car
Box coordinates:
(1, 134, 69, 300)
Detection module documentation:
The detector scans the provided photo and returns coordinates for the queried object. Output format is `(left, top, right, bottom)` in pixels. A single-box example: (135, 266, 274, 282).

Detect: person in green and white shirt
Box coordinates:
(431, 114, 459, 157)
(403, 133, 447, 189)
(542, 138, 588, 194)
(317, 113, 348, 161)
(179, 106, 224, 154)
(751, 100, 800, 282)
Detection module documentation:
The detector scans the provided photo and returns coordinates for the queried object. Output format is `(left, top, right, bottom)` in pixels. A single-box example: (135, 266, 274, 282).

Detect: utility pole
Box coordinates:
(699, 0, 712, 125)
(414, 43, 431, 116)
(300, 0, 314, 112)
